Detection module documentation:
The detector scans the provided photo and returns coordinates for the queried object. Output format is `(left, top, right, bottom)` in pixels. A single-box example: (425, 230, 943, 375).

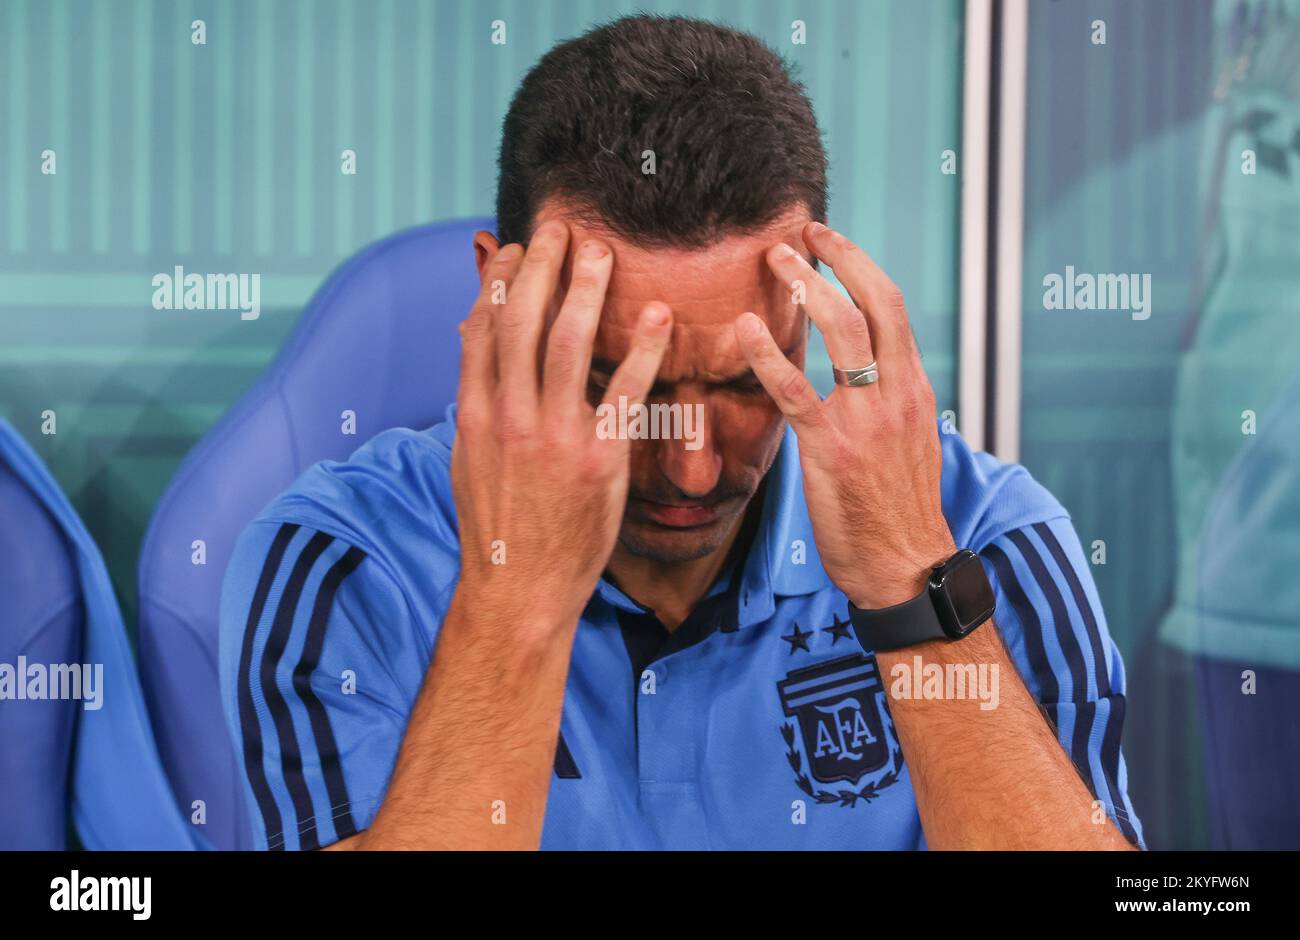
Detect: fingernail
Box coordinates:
(738, 312, 761, 338)
(772, 243, 795, 259)
(645, 305, 669, 326)
(581, 240, 608, 259)
(808, 222, 828, 237)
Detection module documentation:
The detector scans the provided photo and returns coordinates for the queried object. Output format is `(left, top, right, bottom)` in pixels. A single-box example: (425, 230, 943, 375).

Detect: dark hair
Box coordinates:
(495, 14, 828, 248)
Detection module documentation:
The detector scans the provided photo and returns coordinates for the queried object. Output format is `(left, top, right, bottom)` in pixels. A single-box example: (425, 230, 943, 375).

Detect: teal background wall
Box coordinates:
(0, 0, 964, 625)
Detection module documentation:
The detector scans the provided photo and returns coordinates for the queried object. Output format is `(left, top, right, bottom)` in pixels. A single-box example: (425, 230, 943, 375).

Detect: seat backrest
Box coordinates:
(2, 418, 195, 850)
(0, 443, 81, 849)
(138, 218, 487, 848)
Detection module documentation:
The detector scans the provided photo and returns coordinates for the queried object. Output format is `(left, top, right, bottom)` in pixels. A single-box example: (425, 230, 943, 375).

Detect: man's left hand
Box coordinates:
(734, 221, 956, 610)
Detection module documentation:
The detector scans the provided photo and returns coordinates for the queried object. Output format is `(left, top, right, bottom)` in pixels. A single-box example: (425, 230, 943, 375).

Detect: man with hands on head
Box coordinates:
(219, 15, 1143, 851)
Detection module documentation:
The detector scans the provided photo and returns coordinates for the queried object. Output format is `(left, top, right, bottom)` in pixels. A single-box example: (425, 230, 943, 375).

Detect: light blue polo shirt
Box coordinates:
(218, 408, 1145, 850)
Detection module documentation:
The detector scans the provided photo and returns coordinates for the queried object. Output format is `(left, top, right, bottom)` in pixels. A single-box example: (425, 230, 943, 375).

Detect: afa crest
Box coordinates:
(778, 653, 904, 807)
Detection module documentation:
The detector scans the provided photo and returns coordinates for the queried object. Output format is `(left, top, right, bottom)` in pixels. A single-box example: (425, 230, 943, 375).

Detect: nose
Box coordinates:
(654, 398, 720, 499)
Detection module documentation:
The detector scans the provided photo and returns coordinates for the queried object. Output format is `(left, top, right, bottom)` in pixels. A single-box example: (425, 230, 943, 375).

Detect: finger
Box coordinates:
(601, 303, 673, 412)
(458, 243, 525, 414)
(764, 241, 878, 391)
(802, 222, 914, 368)
(542, 238, 614, 411)
(496, 220, 571, 407)
(733, 311, 828, 435)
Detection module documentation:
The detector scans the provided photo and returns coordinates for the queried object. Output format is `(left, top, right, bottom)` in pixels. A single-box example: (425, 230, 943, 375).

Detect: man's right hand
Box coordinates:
(450, 221, 673, 631)
(344, 224, 670, 850)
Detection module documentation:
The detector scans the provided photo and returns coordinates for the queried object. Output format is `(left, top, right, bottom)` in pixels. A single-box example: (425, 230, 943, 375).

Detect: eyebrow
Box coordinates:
(590, 340, 801, 391)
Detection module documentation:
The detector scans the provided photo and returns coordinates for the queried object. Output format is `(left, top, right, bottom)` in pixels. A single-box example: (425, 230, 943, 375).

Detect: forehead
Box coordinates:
(536, 201, 812, 380)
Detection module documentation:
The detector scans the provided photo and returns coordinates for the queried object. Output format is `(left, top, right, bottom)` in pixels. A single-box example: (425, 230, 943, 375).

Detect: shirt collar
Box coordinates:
(594, 423, 833, 626)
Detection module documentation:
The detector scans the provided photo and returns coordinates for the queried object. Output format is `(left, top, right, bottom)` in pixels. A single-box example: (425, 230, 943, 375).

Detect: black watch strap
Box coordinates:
(847, 588, 945, 652)
(846, 549, 996, 653)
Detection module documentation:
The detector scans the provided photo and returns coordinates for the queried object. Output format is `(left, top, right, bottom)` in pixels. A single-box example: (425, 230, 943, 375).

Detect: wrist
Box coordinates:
(849, 569, 929, 610)
(872, 620, 1001, 668)
(449, 578, 585, 646)
(844, 538, 958, 611)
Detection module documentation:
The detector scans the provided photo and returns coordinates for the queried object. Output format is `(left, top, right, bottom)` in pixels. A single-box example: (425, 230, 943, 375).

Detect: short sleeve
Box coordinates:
(218, 519, 432, 850)
(978, 516, 1147, 848)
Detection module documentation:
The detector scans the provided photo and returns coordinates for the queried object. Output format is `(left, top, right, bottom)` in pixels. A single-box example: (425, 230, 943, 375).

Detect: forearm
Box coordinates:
(875, 625, 1135, 851)
(351, 589, 579, 850)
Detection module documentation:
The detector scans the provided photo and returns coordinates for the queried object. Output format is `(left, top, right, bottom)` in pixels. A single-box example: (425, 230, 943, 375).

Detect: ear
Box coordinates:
(473, 230, 502, 285)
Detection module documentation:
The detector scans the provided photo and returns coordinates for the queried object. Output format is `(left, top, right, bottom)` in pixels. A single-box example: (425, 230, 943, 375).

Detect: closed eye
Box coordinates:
(729, 377, 766, 395)
(586, 369, 768, 396)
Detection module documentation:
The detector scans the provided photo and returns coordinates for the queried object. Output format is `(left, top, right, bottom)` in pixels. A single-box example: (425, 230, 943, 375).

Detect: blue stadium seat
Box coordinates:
(137, 218, 489, 849)
(1, 420, 195, 850)
(0, 429, 81, 849)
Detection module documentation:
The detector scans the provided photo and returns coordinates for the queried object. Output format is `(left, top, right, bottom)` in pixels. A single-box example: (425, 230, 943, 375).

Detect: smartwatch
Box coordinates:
(847, 549, 996, 652)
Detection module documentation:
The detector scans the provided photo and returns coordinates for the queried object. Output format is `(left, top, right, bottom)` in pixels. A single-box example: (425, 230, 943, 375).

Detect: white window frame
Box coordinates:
(960, 0, 1027, 461)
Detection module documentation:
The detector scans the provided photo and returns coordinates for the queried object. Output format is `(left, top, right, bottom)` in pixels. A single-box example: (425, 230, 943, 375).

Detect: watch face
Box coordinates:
(930, 550, 996, 639)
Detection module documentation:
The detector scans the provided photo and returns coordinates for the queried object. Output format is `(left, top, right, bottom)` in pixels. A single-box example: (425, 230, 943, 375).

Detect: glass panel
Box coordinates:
(1022, 0, 1300, 849)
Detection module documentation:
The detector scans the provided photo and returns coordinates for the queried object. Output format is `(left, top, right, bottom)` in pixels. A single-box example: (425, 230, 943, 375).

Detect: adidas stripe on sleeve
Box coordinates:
(980, 516, 1146, 848)
(219, 521, 426, 851)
